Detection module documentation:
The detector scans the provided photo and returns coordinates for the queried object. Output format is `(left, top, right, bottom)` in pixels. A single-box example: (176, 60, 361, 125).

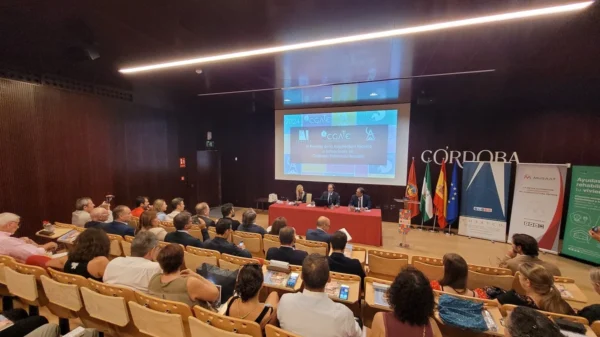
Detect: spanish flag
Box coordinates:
(433, 159, 448, 228)
(405, 158, 420, 218)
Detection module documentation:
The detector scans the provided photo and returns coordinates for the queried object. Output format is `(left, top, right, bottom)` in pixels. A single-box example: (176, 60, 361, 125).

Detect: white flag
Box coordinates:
(420, 162, 434, 221)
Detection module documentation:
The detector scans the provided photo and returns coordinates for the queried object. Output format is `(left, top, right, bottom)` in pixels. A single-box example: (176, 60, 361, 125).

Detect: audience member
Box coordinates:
(295, 184, 307, 203)
(237, 209, 267, 237)
(371, 267, 442, 337)
(45, 228, 110, 281)
(225, 264, 279, 328)
(148, 244, 219, 308)
(0, 309, 49, 337)
(103, 231, 162, 293)
(103, 205, 135, 237)
(0, 213, 57, 262)
(165, 212, 203, 248)
(192, 202, 215, 227)
(577, 267, 600, 324)
(22, 323, 99, 337)
(204, 219, 252, 258)
(137, 210, 168, 241)
(306, 216, 332, 245)
(221, 203, 241, 231)
(500, 234, 561, 276)
(505, 306, 564, 337)
(71, 197, 112, 227)
(154, 199, 168, 221)
(84, 207, 110, 229)
(497, 262, 574, 315)
(327, 231, 365, 281)
(267, 217, 287, 235)
(167, 197, 185, 221)
(131, 196, 149, 218)
(266, 227, 308, 266)
(430, 253, 478, 297)
(278, 254, 362, 337)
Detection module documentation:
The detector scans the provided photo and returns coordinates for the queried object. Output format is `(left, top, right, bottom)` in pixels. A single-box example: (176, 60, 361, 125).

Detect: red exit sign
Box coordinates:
(179, 158, 186, 168)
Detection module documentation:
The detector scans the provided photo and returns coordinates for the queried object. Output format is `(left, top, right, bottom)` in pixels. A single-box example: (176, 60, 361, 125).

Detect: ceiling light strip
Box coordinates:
(121, 1, 593, 74)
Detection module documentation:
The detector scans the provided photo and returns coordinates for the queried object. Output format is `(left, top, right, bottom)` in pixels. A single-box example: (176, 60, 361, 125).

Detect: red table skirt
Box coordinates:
(268, 203, 382, 246)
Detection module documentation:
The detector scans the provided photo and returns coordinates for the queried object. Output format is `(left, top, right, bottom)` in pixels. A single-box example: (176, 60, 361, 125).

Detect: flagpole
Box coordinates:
(431, 206, 437, 233)
(419, 216, 424, 231)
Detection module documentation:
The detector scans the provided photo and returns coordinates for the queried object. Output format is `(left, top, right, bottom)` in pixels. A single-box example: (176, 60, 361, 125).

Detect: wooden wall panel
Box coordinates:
(0, 78, 180, 238)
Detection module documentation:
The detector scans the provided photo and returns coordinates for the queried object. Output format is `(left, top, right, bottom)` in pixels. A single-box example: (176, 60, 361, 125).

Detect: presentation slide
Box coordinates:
(275, 104, 410, 186)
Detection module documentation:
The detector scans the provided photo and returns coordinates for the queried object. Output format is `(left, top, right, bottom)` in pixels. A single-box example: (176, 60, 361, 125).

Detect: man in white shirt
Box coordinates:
(0, 213, 57, 262)
(167, 197, 185, 221)
(103, 231, 162, 293)
(71, 197, 113, 227)
(278, 254, 362, 337)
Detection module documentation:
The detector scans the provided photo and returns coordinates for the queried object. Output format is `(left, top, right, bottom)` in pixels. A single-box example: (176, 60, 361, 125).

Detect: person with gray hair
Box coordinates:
(103, 231, 162, 293)
(0, 212, 57, 262)
(103, 205, 135, 237)
(237, 208, 267, 237)
(84, 207, 110, 229)
(72, 197, 113, 227)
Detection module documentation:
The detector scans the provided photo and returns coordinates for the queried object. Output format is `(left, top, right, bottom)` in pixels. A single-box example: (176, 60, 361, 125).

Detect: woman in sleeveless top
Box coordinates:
(371, 268, 442, 337)
(137, 210, 168, 241)
(430, 253, 481, 298)
(224, 263, 279, 328)
(45, 228, 110, 281)
(148, 244, 219, 308)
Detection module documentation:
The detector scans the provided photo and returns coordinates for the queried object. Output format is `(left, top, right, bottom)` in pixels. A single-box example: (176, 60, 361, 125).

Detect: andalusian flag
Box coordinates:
(420, 162, 433, 221)
(434, 159, 448, 228)
(405, 158, 420, 218)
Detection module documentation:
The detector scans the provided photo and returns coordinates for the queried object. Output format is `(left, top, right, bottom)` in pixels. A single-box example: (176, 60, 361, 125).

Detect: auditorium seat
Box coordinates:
(132, 291, 193, 337)
(411, 255, 444, 282)
(73, 226, 86, 232)
(208, 227, 217, 240)
(295, 239, 328, 256)
(189, 225, 203, 241)
(500, 304, 589, 325)
(433, 290, 504, 336)
(193, 305, 262, 337)
(130, 216, 140, 229)
(160, 221, 176, 233)
(106, 233, 124, 257)
(263, 234, 280, 253)
(81, 279, 137, 336)
(54, 222, 76, 228)
(121, 240, 132, 257)
(158, 241, 185, 250)
(591, 321, 600, 337)
(189, 315, 252, 337)
(362, 276, 392, 328)
(40, 274, 81, 332)
(219, 254, 260, 271)
(232, 231, 264, 258)
(367, 249, 409, 281)
(466, 264, 513, 290)
(184, 246, 220, 271)
(265, 324, 303, 337)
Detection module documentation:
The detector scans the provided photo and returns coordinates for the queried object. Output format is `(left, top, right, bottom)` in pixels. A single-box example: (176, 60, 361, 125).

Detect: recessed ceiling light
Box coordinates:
(370, 93, 378, 97)
(324, 96, 332, 100)
(120, 1, 593, 74)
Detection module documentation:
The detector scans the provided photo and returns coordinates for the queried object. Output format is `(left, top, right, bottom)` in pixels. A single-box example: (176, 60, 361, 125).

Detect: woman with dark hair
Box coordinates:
(45, 228, 110, 281)
(137, 210, 167, 241)
(371, 267, 442, 337)
(430, 253, 480, 297)
(268, 217, 288, 235)
(224, 264, 279, 328)
(148, 244, 219, 308)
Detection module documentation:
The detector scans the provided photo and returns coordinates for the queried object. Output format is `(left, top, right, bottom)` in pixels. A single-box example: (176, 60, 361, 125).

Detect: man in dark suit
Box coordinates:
(221, 203, 241, 231)
(320, 184, 340, 207)
(165, 212, 203, 248)
(103, 205, 135, 237)
(237, 209, 267, 237)
(266, 227, 308, 266)
(328, 230, 365, 282)
(349, 187, 372, 209)
(306, 216, 332, 246)
(84, 207, 110, 229)
(203, 219, 252, 258)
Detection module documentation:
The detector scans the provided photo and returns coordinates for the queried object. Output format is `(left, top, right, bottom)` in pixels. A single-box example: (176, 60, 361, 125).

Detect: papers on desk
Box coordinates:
(557, 284, 574, 299)
(344, 244, 353, 258)
(57, 230, 79, 244)
(560, 330, 587, 337)
(373, 282, 391, 308)
(325, 280, 341, 297)
(50, 251, 68, 259)
(339, 228, 352, 241)
(264, 270, 288, 287)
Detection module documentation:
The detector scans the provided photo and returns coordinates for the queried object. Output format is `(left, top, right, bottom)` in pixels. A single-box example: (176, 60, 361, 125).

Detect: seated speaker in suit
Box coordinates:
(266, 227, 308, 266)
(349, 187, 372, 209)
(237, 209, 267, 237)
(295, 184, 307, 203)
(328, 231, 365, 282)
(103, 205, 135, 237)
(306, 216, 332, 246)
(320, 183, 340, 207)
(164, 212, 203, 248)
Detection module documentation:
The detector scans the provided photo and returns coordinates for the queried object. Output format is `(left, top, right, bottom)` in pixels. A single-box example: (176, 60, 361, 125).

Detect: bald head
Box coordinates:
(90, 207, 109, 222)
(317, 216, 330, 231)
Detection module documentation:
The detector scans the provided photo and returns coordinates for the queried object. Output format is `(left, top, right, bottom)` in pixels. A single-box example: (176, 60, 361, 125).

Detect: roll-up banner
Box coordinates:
(508, 163, 569, 254)
(458, 161, 511, 242)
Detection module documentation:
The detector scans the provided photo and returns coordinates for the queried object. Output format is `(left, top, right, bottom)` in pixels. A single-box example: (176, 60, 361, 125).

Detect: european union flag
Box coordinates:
(447, 163, 460, 224)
